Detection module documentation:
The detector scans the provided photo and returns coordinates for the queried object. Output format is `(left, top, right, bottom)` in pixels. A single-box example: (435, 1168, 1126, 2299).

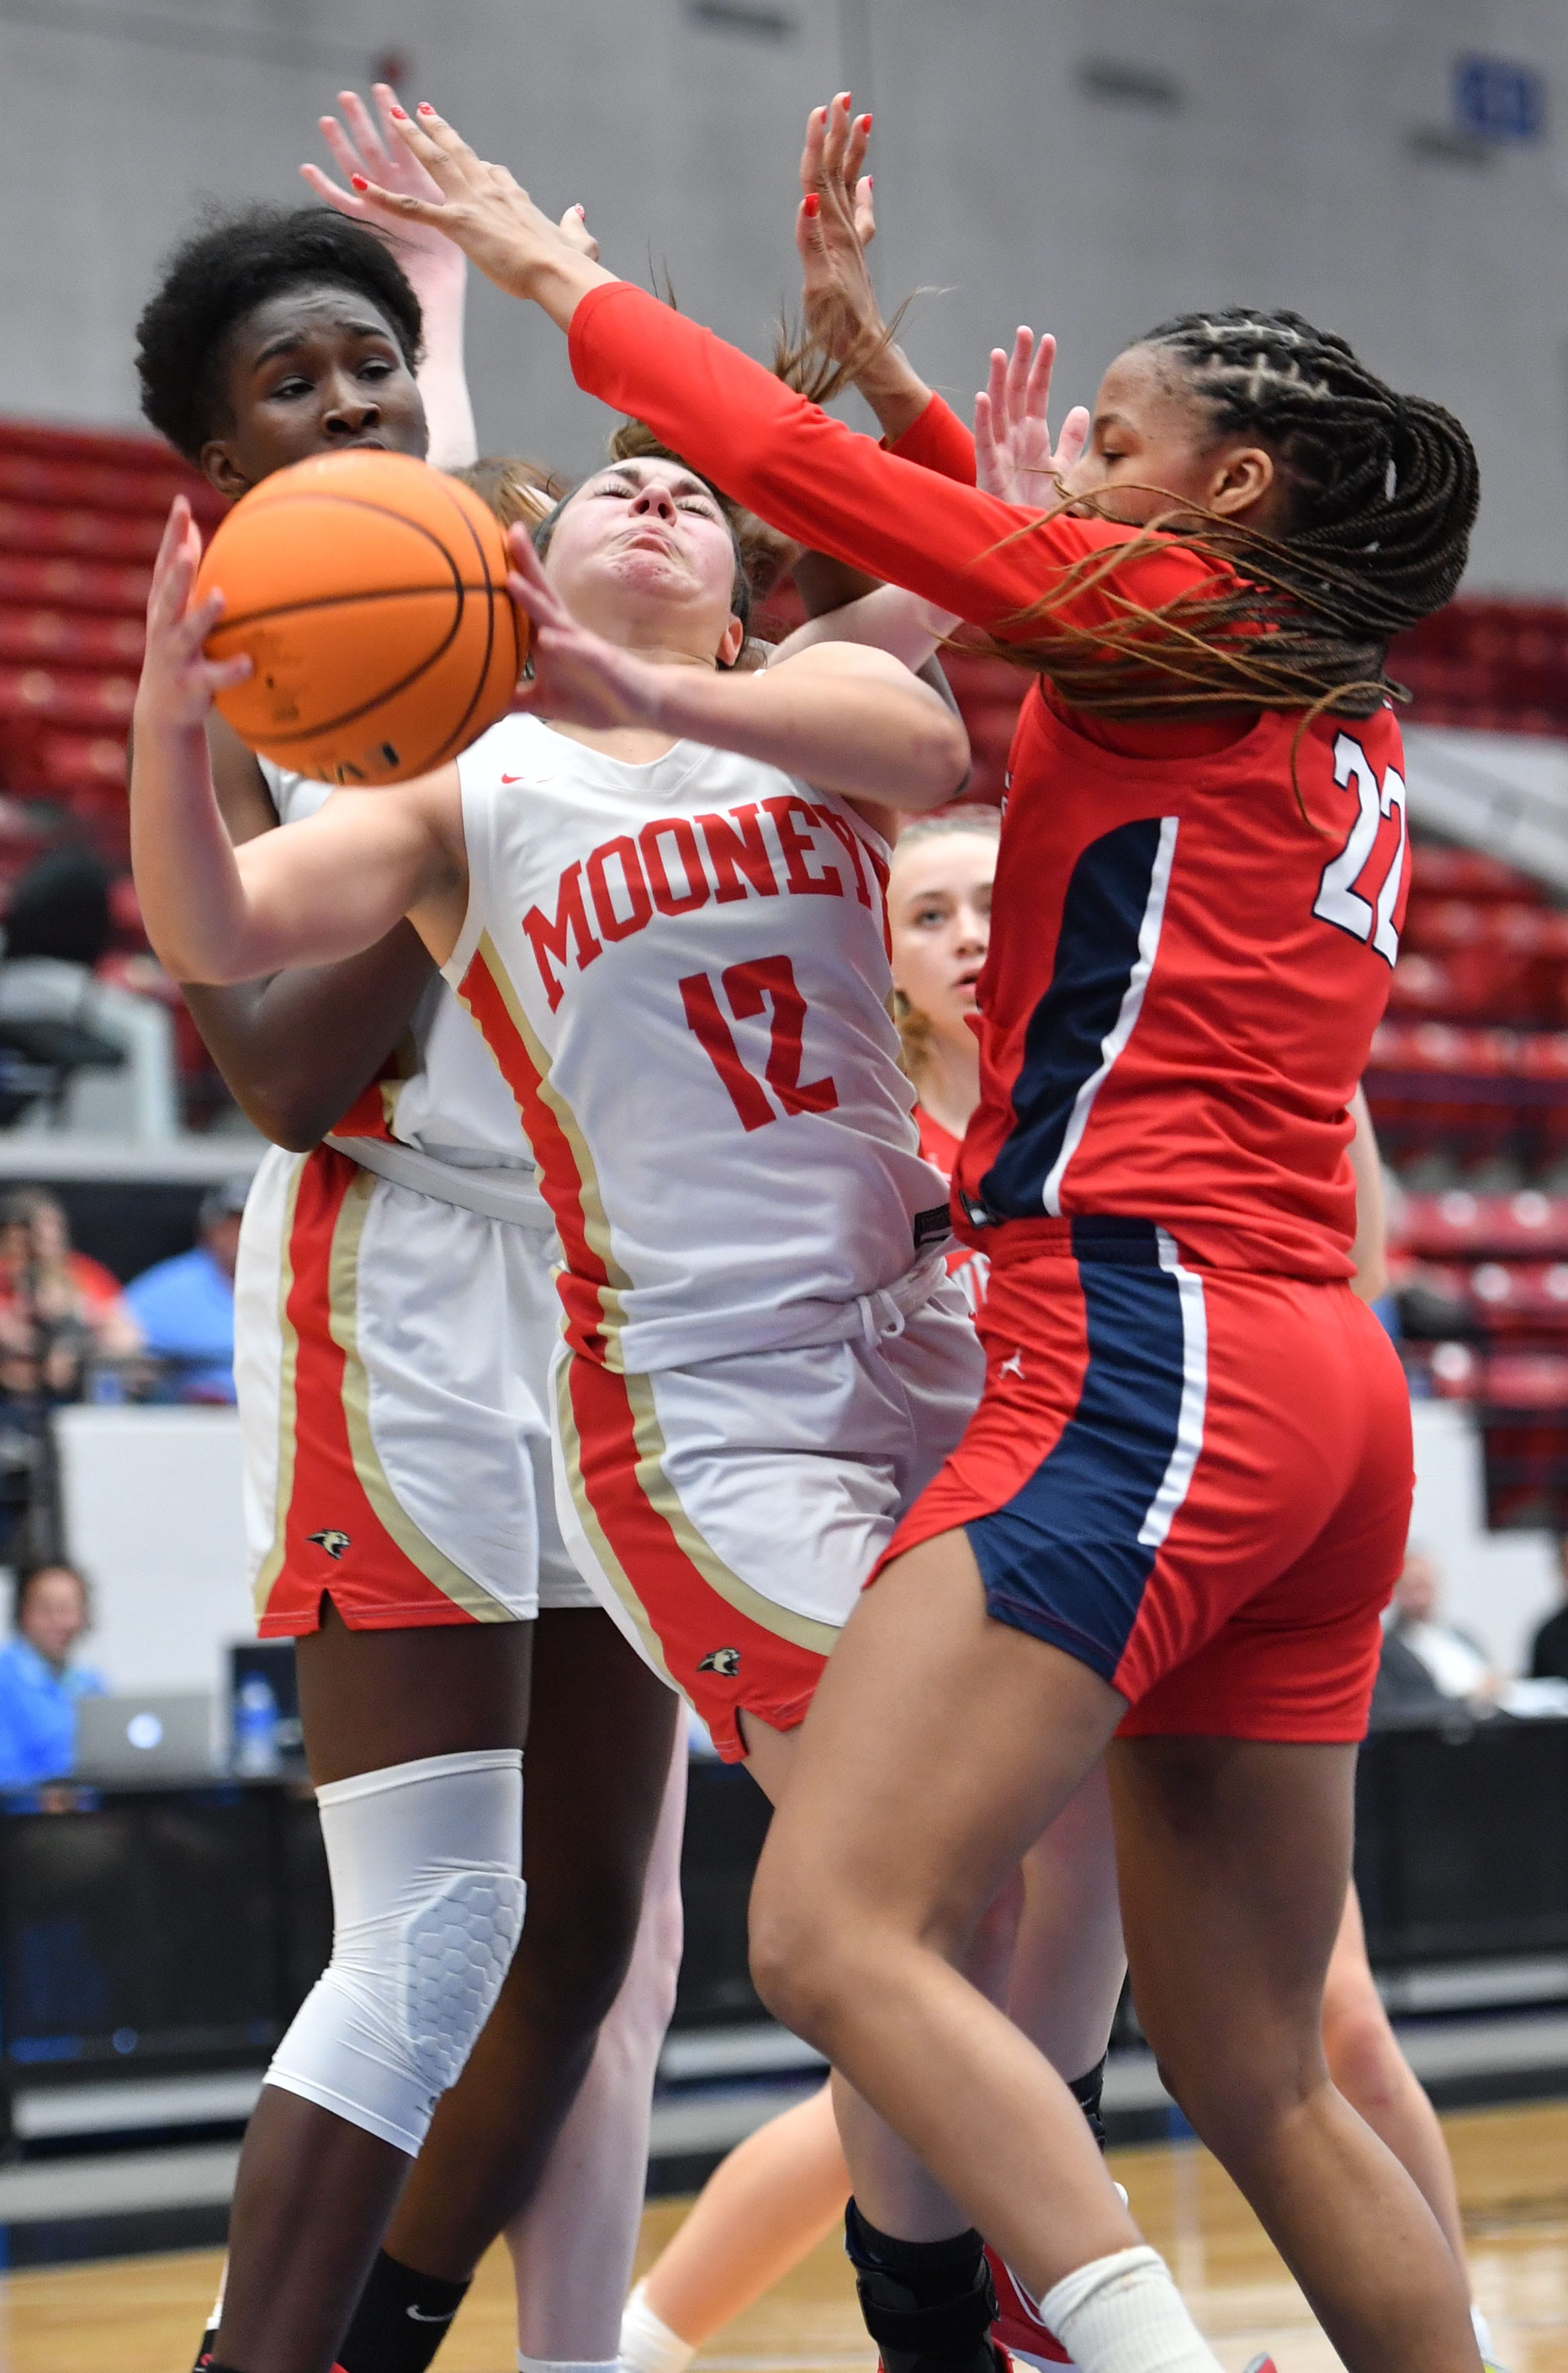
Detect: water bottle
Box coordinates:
(232, 1672, 280, 1776)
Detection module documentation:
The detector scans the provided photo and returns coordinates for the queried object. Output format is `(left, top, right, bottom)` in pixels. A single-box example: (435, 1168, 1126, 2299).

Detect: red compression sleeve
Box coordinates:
(888, 393, 978, 487)
(569, 283, 1221, 641)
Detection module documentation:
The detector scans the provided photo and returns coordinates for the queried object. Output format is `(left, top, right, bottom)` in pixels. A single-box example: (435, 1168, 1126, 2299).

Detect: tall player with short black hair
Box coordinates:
(134, 109, 687, 2373)
(134, 203, 425, 471)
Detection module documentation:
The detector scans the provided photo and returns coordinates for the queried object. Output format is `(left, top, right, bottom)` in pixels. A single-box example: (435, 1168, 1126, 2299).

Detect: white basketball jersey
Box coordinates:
(259, 757, 544, 1215)
(444, 715, 952, 1373)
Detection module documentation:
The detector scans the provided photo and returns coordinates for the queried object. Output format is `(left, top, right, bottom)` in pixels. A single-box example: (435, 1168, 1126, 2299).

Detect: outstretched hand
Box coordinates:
(973, 328, 1090, 509)
(301, 85, 466, 268)
(350, 103, 610, 314)
(505, 528, 665, 734)
(134, 499, 252, 737)
(796, 91, 879, 366)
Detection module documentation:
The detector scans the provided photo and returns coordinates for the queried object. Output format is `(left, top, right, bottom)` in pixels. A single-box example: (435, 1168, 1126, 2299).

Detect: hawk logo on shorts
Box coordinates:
(999, 1350, 1026, 1380)
(698, 1647, 741, 1677)
(307, 1529, 352, 1561)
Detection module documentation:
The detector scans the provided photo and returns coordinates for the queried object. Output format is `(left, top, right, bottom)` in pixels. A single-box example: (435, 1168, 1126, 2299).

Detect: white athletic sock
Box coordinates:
(1471, 2303, 1496, 2361)
(618, 2284, 697, 2373)
(518, 2354, 618, 2373)
(1042, 2247, 1224, 2373)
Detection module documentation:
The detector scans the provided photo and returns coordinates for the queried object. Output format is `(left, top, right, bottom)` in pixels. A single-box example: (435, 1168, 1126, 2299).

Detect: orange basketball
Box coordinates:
(195, 450, 527, 786)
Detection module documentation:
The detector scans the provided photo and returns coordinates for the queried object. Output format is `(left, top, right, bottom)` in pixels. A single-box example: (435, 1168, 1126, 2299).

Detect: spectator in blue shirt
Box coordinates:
(123, 1178, 246, 1403)
(0, 1561, 107, 1784)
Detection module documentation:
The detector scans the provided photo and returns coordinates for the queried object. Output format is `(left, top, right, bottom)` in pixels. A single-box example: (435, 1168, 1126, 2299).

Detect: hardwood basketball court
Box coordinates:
(6, 2099, 1568, 2373)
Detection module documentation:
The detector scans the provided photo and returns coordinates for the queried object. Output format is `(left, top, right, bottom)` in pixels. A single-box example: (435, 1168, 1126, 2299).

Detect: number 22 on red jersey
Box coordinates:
(1313, 729, 1408, 966)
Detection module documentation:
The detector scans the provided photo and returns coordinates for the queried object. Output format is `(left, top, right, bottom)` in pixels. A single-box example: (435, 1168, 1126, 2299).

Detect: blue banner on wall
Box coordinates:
(1453, 54, 1547, 142)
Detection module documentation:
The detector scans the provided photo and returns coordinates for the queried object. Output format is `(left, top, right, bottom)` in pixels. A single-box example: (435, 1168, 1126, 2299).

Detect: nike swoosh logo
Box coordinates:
(501, 773, 528, 784)
(406, 2306, 458, 2323)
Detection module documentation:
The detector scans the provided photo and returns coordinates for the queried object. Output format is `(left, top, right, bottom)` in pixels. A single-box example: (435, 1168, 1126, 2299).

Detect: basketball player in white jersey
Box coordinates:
(135, 109, 688, 2373)
(131, 433, 1044, 2302)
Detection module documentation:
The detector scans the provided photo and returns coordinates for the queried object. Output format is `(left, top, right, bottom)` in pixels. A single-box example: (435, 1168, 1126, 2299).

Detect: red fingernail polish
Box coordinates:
(861, 113, 873, 130)
(390, 104, 408, 119)
(351, 173, 369, 189)
(417, 101, 435, 115)
(803, 193, 820, 218)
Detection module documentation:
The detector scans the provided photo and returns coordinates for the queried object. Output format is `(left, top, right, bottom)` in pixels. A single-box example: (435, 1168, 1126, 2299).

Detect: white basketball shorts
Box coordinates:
(550, 1283, 985, 1759)
(236, 1143, 595, 1633)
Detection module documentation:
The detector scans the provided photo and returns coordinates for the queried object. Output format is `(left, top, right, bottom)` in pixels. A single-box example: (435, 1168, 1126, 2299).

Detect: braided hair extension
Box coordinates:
(983, 307, 1479, 722)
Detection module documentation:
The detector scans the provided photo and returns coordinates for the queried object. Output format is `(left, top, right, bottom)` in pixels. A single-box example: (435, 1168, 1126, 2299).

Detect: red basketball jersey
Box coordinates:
(956, 689, 1407, 1281)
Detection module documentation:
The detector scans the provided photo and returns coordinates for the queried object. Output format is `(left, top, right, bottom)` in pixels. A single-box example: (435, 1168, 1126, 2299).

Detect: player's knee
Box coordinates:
(1322, 1996, 1402, 2113)
(748, 1917, 838, 2047)
(1155, 2028, 1327, 2161)
(267, 1749, 525, 2155)
(628, 1863, 686, 2041)
(505, 1861, 648, 2037)
(595, 1878, 685, 2075)
(748, 1862, 854, 2048)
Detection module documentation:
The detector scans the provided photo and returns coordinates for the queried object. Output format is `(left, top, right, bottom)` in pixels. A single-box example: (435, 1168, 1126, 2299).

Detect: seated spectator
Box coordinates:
(0, 1560, 107, 1785)
(1529, 1537, 1568, 1684)
(0, 849, 179, 1141)
(123, 1180, 244, 1402)
(1371, 1544, 1499, 1725)
(0, 1188, 141, 1392)
(1368, 1627, 1454, 1728)
(0, 1190, 90, 1404)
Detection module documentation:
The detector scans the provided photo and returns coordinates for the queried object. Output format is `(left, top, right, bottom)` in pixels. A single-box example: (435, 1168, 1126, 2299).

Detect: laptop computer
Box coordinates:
(74, 1692, 217, 1782)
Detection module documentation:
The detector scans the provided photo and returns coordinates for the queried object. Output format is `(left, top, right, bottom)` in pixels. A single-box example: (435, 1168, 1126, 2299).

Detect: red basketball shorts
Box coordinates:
(877, 1220, 1413, 1741)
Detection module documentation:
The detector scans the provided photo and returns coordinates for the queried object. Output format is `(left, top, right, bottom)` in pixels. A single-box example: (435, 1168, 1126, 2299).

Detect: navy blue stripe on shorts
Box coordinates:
(964, 1218, 1206, 1683)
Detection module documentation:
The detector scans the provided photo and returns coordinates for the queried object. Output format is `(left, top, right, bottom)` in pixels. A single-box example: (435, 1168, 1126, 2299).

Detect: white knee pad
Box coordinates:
(266, 1747, 525, 2155)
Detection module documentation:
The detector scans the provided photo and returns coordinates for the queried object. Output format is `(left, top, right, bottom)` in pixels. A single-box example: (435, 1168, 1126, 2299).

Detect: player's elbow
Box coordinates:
(168, 945, 258, 989)
(236, 1084, 334, 1154)
(160, 918, 273, 991)
(151, 930, 224, 986)
(901, 711, 973, 812)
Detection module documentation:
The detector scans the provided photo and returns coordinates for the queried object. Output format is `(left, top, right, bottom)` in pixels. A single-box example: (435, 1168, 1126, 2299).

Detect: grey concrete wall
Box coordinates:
(1, 0, 1564, 591)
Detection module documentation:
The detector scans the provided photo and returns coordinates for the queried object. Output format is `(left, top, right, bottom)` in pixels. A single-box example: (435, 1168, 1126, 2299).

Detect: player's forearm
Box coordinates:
(644, 666, 968, 808)
(130, 720, 281, 985)
(888, 391, 980, 487)
(789, 548, 963, 748)
(181, 929, 434, 1151)
(852, 343, 936, 447)
(1348, 1082, 1389, 1303)
(409, 255, 479, 470)
(773, 584, 958, 674)
(520, 248, 618, 334)
(132, 726, 405, 985)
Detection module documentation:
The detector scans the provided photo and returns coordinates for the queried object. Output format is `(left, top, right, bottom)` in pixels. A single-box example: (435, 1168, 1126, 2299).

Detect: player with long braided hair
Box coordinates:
(348, 93, 1480, 2373)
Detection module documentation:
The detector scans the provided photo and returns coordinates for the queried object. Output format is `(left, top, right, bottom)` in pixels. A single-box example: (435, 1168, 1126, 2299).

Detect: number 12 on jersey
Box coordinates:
(681, 955, 840, 1133)
(1313, 730, 1408, 965)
